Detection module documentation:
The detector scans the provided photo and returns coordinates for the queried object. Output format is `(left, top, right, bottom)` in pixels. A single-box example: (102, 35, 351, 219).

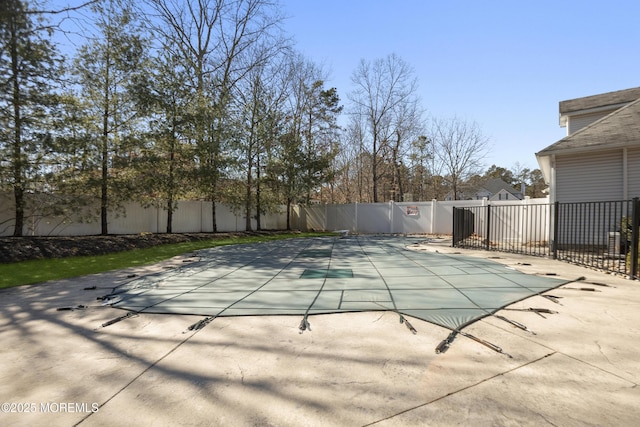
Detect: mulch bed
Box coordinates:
(0, 231, 297, 264)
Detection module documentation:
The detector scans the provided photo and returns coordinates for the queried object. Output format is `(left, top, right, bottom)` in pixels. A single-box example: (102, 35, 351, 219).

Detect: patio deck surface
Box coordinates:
(1, 236, 638, 426)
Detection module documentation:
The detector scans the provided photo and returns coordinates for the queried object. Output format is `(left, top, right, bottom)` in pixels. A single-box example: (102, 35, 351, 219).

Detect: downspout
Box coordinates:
(550, 154, 557, 204)
(550, 154, 557, 257)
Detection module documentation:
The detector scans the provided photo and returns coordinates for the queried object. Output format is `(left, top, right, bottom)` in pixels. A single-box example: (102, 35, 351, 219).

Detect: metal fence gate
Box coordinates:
(452, 203, 551, 257)
(453, 198, 640, 279)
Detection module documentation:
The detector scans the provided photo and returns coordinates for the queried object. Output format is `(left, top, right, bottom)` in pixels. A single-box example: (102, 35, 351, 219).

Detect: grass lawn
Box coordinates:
(0, 232, 334, 289)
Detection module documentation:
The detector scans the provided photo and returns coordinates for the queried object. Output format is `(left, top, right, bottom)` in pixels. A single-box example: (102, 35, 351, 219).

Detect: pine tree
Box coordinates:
(0, 0, 62, 236)
(73, 0, 147, 234)
(130, 49, 195, 233)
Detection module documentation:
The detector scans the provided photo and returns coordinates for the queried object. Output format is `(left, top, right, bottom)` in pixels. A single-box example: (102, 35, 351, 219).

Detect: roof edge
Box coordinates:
(540, 98, 640, 155)
(559, 86, 640, 114)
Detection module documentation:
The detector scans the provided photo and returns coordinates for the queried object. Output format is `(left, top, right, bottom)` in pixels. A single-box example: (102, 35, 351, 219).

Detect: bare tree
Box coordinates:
(388, 98, 424, 201)
(348, 53, 419, 202)
(334, 113, 370, 203)
(509, 162, 548, 198)
(143, 0, 285, 231)
(509, 161, 528, 194)
(431, 116, 490, 200)
(407, 135, 430, 201)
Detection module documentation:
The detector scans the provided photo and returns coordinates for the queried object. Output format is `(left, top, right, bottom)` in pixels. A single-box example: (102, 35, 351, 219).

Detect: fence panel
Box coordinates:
(453, 198, 639, 279)
(302, 205, 326, 231)
(392, 202, 432, 234)
(355, 203, 391, 234)
(554, 199, 638, 277)
(453, 201, 552, 257)
(110, 203, 158, 234)
(325, 204, 357, 232)
(167, 201, 205, 233)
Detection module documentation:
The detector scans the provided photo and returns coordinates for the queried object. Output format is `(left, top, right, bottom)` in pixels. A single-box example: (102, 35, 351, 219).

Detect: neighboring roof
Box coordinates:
(467, 179, 522, 198)
(480, 178, 521, 195)
(538, 98, 640, 156)
(559, 87, 640, 115)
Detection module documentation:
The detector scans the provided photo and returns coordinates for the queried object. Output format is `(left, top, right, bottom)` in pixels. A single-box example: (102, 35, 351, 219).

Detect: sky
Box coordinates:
(279, 0, 640, 171)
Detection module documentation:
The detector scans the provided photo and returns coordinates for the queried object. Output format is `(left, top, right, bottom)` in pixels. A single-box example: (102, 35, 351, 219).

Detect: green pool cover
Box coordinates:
(103, 236, 571, 354)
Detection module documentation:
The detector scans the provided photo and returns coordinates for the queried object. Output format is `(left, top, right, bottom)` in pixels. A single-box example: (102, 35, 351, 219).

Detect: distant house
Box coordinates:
(445, 178, 524, 201)
(536, 87, 640, 203)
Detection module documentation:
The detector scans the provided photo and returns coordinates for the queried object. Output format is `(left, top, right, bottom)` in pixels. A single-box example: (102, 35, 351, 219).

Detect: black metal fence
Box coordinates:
(452, 202, 552, 257)
(453, 198, 640, 279)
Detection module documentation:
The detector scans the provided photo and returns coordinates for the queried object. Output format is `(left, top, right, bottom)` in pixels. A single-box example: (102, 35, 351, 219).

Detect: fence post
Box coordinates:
(485, 204, 491, 251)
(431, 199, 437, 234)
(354, 202, 358, 234)
(452, 207, 457, 247)
(631, 197, 639, 279)
(552, 201, 559, 259)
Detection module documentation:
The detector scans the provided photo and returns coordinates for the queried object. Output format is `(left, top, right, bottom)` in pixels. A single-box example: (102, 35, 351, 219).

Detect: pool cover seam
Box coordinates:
(355, 236, 402, 315)
(300, 236, 340, 321)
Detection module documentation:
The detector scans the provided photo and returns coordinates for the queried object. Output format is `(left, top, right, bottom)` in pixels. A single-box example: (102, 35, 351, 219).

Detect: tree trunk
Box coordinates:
(256, 154, 262, 231)
(166, 123, 176, 234)
(101, 135, 108, 235)
(12, 184, 24, 237)
(166, 196, 173, 234)
(100, 52, 110, 235)
(245, 159, 253, 231)
(211, 185, 217, 232)
(10, 18, 23, 236)
(372, 137, 378, 203)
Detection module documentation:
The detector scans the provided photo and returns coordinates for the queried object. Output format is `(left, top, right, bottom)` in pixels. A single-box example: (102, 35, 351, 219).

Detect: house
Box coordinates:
(536, 87, 640, 203)
(445, 178, 524, 201)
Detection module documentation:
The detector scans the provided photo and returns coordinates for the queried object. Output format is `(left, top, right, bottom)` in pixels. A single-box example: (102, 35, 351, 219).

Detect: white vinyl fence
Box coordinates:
(291, 198, 551, 241)
(1, 192, 550, 242)
(0, 193, 287, 236)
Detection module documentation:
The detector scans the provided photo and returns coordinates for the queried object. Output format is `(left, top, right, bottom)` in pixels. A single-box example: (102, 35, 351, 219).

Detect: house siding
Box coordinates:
(629, 147, 640, 198)
(555, 150, 623, 202)
(567, 111, 612, 135)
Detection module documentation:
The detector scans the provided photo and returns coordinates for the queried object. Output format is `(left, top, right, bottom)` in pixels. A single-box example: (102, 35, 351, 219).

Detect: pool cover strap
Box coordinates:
(504, 307, 558, 318)
(99, 311, 138, 329)
(494, 315, 535, 334)
(188, 316, 216, 331)
(436, 330, 513, 358)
